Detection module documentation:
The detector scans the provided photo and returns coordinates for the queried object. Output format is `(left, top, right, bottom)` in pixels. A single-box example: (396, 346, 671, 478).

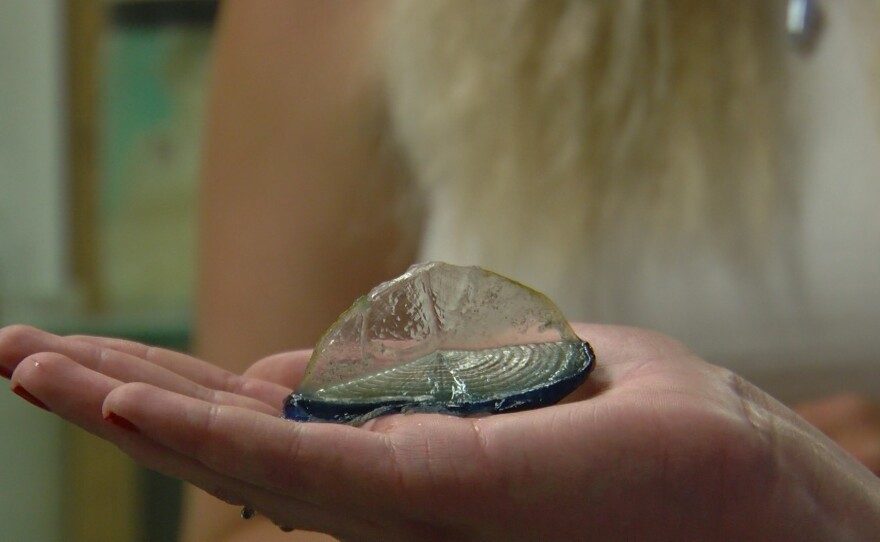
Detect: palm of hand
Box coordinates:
(0, 324, 835, 541)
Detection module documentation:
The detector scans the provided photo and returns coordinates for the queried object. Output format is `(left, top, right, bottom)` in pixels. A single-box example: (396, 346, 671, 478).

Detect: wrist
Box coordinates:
(735, 387, 880, 540)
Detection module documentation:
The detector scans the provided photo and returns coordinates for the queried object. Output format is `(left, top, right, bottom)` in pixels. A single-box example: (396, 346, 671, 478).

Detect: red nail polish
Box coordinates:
(0, 366, 12, 380)
(12, 385, 51, 412)
(105, 411, 140, 433)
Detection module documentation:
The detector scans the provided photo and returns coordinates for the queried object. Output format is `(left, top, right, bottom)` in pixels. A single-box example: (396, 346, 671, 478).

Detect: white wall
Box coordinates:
(0, 1, 66, 541)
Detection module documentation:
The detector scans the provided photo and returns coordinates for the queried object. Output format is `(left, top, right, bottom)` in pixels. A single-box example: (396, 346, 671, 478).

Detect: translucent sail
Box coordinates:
(284, 262, 595, 424)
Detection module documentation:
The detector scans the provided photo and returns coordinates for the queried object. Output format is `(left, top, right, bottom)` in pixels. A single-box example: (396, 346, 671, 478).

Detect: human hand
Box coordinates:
(2, 324, 879, 541)
(794, 393, 880, 475)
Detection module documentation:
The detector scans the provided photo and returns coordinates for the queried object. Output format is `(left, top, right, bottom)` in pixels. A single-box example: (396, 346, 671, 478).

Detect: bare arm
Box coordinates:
(185, 1, 415, 540)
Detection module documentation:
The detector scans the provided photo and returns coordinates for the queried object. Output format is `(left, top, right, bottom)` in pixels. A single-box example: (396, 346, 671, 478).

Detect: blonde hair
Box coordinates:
(385, 0, 789, 284)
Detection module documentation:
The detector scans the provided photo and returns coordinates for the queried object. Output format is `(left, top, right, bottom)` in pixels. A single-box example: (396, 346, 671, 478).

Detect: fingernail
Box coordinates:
(104, 411, 140, 433)
(12, 385, 51, 412)
(0, 366, 12, 380)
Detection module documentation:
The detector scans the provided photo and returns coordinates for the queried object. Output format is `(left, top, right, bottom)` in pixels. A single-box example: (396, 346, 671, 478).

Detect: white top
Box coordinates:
(421, 2, 880, 401)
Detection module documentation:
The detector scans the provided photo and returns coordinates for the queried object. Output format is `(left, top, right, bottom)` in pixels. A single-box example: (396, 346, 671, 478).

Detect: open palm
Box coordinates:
(2, 323, 878, 541)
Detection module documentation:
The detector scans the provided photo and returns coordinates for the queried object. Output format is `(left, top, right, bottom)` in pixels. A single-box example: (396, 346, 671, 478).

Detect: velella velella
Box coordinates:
(283, 262, 595, 424)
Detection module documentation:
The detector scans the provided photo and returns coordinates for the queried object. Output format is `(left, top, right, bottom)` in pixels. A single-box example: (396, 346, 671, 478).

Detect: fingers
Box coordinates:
(68, 332, 282, 397)
(11, 351, 123, 434)
(244, 350, 312, 389)
(1, 325, 291, 412)
(4, 327, 370, 527)
(0, 324, 44, 377)
(9, 352, 374, 535)
(71, 333, 292, 411)
(11, 352, 276, 432)
(104, 382, 394, 513)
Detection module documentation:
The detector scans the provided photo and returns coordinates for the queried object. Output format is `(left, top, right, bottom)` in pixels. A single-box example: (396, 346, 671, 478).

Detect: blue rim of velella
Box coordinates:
(282, 340, 596, 424)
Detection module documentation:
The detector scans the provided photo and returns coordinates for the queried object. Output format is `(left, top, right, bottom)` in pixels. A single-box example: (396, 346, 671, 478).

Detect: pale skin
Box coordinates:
(190, 1, 880, 539)
(3, 322, 880, 541)
(193, 3, 410, 537)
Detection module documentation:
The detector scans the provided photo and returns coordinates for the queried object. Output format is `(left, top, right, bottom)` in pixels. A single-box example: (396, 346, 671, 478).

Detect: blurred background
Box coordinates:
(0, 1, 217, 540)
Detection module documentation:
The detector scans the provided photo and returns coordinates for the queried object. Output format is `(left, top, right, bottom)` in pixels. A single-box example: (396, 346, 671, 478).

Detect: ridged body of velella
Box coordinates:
(284, 262, 595, 424)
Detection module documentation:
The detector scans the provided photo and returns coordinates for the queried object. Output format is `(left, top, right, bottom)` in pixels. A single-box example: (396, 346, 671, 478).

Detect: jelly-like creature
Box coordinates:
(284, 262, 595, 424)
